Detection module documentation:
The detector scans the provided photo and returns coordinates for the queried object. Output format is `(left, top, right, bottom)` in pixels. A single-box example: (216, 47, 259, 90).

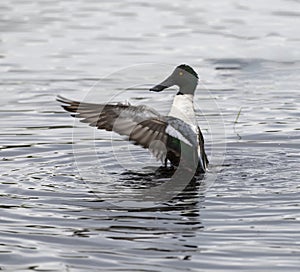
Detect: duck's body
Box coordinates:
(57, 64, 208, 174)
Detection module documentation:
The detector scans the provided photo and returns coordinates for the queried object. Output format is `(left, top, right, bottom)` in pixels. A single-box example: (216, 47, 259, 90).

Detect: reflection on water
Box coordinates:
(0, 0, 300, 271)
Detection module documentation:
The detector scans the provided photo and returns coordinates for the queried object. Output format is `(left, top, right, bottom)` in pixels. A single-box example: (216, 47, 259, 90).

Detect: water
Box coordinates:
(0, 0, 300, 271)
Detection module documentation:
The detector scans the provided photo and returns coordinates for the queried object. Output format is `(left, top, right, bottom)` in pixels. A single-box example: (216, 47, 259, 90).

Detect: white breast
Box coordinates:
(168, 94, 197, 131)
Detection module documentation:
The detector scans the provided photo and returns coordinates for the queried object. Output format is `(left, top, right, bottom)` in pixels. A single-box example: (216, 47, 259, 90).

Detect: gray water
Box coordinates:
(0, 0, 300, 271)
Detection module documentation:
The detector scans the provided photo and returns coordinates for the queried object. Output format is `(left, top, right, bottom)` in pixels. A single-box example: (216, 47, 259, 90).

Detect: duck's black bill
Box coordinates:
(149, 85, 168, 92)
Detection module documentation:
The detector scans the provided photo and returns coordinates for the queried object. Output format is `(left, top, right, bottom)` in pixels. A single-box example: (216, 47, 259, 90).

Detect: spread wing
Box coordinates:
(56, 95, 171, 161)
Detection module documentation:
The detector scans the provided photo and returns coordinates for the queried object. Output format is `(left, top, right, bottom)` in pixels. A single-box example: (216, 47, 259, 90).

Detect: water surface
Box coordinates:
(0, 0, 300, 271)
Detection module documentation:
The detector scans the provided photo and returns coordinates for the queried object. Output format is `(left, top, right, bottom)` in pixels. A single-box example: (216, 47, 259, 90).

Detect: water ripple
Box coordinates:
(0, 0, 300, 271)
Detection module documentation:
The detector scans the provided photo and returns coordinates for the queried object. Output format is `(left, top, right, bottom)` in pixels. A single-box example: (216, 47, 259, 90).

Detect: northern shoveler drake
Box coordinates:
(57, 64, 208, 175)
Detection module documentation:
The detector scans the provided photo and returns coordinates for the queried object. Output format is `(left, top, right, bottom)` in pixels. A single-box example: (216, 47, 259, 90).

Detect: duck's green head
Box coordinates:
(150, 64, 198, 95)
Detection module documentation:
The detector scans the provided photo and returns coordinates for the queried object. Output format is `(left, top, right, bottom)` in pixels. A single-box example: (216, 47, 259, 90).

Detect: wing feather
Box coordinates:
(57, 95, 169, 161)
(56, 95, 207, 169)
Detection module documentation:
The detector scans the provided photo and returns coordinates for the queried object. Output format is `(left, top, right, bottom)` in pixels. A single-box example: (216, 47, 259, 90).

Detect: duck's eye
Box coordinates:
(179, 71, 183, 76)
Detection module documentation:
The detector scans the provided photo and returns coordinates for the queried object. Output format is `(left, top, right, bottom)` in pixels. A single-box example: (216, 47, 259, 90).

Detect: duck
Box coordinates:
(57, 64, 208, 175)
